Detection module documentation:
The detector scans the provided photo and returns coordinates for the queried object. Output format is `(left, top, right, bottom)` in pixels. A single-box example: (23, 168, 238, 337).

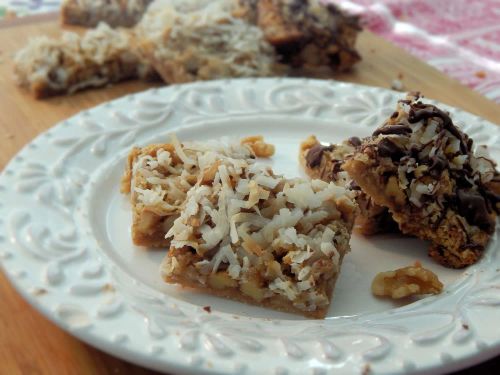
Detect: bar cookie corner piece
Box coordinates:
(161, 160, 357, 318)
(343, 93, 500, 268)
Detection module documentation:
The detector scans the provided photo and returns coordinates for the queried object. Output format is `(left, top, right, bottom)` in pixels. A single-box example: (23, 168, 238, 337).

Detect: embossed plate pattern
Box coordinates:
(0, 78, 499, 375)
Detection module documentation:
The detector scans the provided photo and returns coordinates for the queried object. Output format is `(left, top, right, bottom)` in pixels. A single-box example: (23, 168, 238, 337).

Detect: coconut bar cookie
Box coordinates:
(343, 93, 500, 268)
(61, 0, 153, 28)
(256, 0, 361, 71)
(135, 0, 278, 84)
(121, 136, 274, 247)
(13, 23, 150, 98)
(161, 159, 357, 318)
(300, 135, 397, 235)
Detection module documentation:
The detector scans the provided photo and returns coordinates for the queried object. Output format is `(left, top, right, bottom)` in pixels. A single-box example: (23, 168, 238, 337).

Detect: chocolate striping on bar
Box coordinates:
(373, 124, 412, 136)
(457, 189, 495, 233)
(408, 104, 468, 153)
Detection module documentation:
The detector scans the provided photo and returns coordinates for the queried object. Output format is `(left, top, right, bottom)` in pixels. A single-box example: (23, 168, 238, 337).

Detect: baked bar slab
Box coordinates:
(135, 1, 278, 84)
(343, 93, 500, 268)
(121, 136, 273, 247)
(13, 23, 149, 98)
(161, 158, 356, 318)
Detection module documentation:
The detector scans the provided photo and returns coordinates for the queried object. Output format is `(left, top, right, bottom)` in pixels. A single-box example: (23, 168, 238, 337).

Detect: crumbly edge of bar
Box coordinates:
(124, 143, 191, 247)
(161, 252, 346, 319)
(162, 221, 351, 316)
(299, 135, 357, 185)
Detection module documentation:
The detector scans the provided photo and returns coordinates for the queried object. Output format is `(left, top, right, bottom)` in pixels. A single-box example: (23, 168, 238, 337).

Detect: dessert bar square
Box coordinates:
(161, 157, 356, 318)
(13, 23, 151, 98)
(135, 1, 278, 84)
(343, 93, 500, 268)
(121, 136, 272, 247)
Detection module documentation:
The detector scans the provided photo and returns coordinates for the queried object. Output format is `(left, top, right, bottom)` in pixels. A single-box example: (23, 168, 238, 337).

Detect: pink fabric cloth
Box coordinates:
(329, 0, 500, 104)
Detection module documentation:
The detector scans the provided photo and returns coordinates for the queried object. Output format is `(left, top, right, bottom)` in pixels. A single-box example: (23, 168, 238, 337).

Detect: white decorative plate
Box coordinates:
(1, 78, 499, 375)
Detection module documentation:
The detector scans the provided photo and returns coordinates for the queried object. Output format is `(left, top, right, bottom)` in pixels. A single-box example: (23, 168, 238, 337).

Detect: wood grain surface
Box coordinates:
(0, 13, 499, 375)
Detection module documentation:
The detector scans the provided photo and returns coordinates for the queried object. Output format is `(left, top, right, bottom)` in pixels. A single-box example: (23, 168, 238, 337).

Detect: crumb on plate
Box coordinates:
(475, 71, 486, 79)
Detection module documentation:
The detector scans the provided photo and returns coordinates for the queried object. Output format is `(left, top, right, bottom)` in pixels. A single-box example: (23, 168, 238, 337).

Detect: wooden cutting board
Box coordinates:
(0, 13, 499, 375)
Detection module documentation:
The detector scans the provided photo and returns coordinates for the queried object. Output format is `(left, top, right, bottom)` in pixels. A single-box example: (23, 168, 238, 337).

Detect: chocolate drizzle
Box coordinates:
(373, 124, 412, 136)
(377, 138, 404, 161)
(348, 136, 362, 147)
(376, 97, 500, 235)
(429, 154, 448, 177)
(457, 189, 495, 233)
(408, 104, 468, 153)
(306, 144, 333, 168)
(331, 160, 343, 178)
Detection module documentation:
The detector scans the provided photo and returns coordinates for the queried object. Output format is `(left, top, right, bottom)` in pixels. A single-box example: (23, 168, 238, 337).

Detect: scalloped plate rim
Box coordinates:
(0, 78, 499, 375)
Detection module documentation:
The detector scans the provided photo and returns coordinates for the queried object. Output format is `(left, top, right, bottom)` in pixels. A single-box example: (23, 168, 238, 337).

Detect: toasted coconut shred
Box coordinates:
(162, 154, 356, 312)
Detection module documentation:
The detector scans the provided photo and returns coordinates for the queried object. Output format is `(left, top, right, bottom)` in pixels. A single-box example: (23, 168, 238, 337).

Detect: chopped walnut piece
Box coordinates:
(371, 262, 443, 299)
(241, 135, 275, 157)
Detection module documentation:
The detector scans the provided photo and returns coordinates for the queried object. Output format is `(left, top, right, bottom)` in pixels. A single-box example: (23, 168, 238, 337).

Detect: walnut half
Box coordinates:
(371, 261, 443, 299)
